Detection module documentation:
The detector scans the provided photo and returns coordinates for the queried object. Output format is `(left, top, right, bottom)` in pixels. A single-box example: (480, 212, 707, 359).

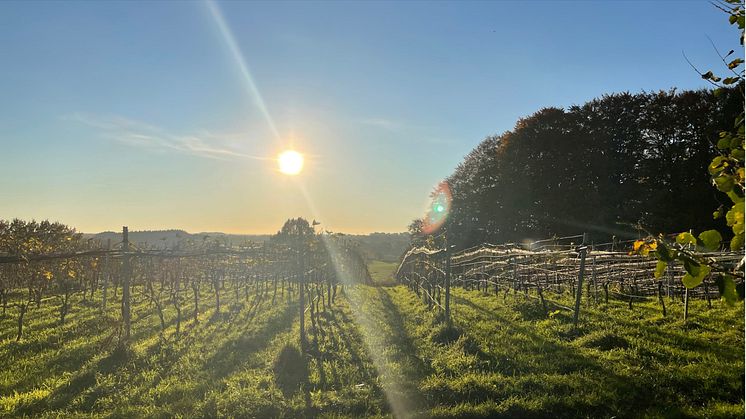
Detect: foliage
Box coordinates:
(408, 3, 744, 251)
(271, 217, 316, 249)
(416, 87, 742, 252)
(703, 0, 745, 254)
(634, 0, 745, 303)
(348, 232, 410, 263)
(0, 219, 82, 256)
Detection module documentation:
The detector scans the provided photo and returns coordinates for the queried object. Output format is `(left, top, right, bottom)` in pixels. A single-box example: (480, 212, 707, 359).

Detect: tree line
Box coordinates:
(412, 86, 743, 251)
(0, 217, 369, 345)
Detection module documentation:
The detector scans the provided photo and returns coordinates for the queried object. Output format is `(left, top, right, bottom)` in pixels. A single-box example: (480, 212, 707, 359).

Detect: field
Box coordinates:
(0, 261, 743, 418)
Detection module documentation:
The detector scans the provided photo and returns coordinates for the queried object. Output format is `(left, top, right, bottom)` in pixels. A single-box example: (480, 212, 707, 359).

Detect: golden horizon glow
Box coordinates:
(278, 150, 304, 175)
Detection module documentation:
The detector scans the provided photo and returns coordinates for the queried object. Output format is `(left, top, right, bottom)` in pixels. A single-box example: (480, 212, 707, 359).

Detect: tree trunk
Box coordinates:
(657, 281, 666, 317)
(156, 300, 165, 334)
(174, 300, 182, 338)
(16, 302, 27, 341)
(214, 278, 221, 315)
(59, 291, 70, 325)
(272, 276, 278, 305)
(192, 281, 200, 324)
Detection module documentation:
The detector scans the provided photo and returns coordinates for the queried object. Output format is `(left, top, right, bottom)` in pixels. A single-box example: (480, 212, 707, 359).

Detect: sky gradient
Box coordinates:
(0, 1, 740, 234)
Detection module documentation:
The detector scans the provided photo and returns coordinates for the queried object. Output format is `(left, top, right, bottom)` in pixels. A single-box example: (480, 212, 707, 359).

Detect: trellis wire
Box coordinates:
(395, 233, 742, 322)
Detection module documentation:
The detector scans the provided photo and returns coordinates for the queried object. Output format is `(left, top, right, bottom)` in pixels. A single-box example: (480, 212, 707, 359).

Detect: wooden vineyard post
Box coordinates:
(604, 282, 609, 303)
(683, 230, 692, 321)
(102, 238, 110, 312)
(445, 240, 452, 326)
(511, 257, 517, 295)
(298, 244, 306, 350)
(591, 255, 598, 305)
(122, 226, 132, 344)
(573, 243, 588, 327)
(667, 264, 673, 301)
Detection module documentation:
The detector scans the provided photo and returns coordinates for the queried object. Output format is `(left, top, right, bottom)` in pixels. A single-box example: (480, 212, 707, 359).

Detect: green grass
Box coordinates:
(367, 260, 399, 286)
(0, 265, 743, 418)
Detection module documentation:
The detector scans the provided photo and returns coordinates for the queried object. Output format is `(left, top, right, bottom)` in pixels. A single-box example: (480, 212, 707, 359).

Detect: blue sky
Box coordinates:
(0, 0, 739, 234)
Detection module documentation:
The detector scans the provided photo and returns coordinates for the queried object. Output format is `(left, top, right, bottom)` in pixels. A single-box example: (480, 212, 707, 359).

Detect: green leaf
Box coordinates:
(727, 202, 744, 228)
(715, 274, 740, 305)
(714, 175, 735, 193)
(730, 232, 744, 251)
(727, 58, 744, 70)
(717, 137, 732, 149)
(698, 230, 722, 251)
(737, 282, 745, 301)
(676, 232, 697, 246)
(655, 240, 674, 262)
(734, 220, 745, 235)
(726, 208, 736, 225)
(654, 260, 668, 278)
(726, 190, 744, 204)
(682, 265, 710, 289)
(723, 76, 742, 84)
(709, 156, 727, 175)
(682, 257, 701, 277)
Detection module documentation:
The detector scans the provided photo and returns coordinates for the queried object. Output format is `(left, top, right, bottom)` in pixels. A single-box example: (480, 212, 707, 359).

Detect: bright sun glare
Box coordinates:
(278, 150, 304, 175)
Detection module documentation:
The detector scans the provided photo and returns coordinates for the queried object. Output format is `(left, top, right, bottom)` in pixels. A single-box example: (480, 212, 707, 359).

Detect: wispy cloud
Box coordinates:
(65, 113, 268, 161)
(357, 117, 401, 130)
(356, 116, 455, 145)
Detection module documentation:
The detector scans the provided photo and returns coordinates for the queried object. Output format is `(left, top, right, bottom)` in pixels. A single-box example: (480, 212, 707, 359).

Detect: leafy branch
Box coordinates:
(635, 0, 745, 305)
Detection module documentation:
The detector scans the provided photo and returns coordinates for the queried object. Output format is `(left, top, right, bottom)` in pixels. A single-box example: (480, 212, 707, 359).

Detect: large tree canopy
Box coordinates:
(424, 87, 742, 250)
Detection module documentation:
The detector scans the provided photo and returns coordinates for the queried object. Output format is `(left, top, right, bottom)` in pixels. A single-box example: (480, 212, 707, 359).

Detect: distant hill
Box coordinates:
(349, 232, 410, 263)
(85, 230, 409, 261)
(85, 230, 269, 249)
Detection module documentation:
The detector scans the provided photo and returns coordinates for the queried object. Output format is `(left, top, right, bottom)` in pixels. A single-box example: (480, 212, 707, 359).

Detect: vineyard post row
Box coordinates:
(395, 233, 742, 325)
(0, 226, 373, 347)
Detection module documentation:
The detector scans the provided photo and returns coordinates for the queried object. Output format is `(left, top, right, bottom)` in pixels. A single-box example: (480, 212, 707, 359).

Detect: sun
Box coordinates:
(277, 150, 304, 175)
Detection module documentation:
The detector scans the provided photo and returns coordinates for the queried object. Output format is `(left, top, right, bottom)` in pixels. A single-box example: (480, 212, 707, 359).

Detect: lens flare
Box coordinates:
(422, 181, 452, 234)
(206, 0, 280, 141)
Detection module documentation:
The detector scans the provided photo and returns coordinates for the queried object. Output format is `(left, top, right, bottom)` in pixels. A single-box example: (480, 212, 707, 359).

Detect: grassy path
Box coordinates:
(0, 261, 743, 418)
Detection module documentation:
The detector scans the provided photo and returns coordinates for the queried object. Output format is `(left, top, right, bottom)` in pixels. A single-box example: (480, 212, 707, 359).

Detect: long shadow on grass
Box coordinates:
(19, 291, 280, 415)
(119, 305, 267, 406)
(341, 287, 432, 416)
(308, 317, 330, 390)
(450, 291, 720, 417)
(582, 305, 741, 361)
(15, 343, 132, 415)
(373, 288, 433, 379)
(452, 294, 614, 375)
(125, 297, 297, 407)
(0, 309, 133, 396)
(327, 309, 378, 384)
(203, 301, 298, 383)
